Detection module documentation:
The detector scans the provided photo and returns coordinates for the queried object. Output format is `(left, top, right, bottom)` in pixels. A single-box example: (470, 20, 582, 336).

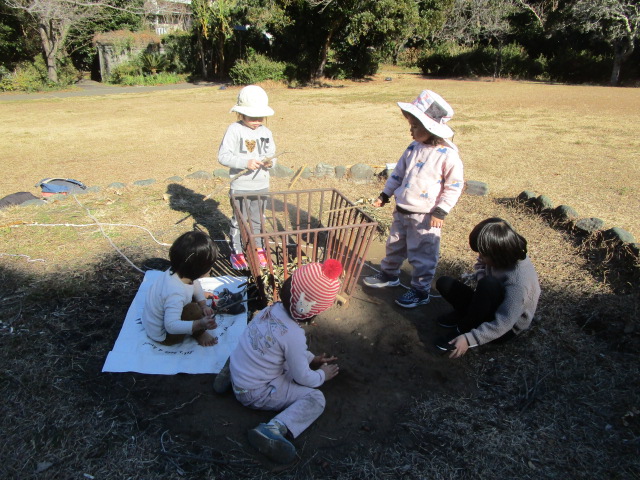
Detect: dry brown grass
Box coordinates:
(1, 73, 638, 238)
(0, 74, 639, 479)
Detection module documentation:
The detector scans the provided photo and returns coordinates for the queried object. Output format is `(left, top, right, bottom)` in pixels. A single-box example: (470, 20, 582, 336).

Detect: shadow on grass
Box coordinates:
(1, 239, 639, 478)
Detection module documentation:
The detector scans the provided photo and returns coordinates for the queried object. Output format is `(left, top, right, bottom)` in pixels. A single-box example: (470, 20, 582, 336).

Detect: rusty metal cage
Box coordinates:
(231, 188, 378, 305)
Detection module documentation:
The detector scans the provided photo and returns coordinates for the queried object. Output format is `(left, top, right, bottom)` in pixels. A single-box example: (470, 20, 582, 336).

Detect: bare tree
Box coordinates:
(514, 0, 559, 29)
(570, 0, 639, 86)
(3, 0, 181, 83)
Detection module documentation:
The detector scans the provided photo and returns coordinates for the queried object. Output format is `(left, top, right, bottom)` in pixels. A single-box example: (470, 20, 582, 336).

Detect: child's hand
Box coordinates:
(202, 305, 214, 317)
(200, 314, 217, 330)
(448, 335, 469, 358)
(320, 363, 339, 381)
(311, 353, 338, 369)
(247, 159, 264, 170)
(430, 217, 444, 228)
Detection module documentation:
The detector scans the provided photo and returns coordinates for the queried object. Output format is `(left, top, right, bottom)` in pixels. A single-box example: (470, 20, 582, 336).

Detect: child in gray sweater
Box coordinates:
(434, 217, 541, 358)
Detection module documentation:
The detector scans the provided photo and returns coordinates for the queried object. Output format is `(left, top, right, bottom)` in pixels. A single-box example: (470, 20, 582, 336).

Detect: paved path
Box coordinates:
(0, 79, 224, 102)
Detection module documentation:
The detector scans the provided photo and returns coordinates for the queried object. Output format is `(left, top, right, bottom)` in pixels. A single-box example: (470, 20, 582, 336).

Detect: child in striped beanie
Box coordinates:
(228, 259, 343, 463)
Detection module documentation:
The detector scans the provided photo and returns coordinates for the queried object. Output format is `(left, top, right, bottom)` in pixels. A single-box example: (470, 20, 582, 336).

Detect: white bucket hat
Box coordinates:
(230, 85, 274, 117)
(397, 89, 454, 139)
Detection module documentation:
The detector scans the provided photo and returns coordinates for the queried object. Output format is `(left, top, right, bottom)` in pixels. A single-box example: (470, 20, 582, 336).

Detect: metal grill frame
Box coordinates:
(231, 188, 378, 304)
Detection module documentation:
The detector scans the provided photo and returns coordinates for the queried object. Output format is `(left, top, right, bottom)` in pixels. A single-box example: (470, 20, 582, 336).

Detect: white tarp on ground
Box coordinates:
(102, 270, 247, 375)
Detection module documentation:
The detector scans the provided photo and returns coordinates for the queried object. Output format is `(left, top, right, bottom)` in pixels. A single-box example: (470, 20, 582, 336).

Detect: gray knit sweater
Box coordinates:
(465, 255, 541, 347)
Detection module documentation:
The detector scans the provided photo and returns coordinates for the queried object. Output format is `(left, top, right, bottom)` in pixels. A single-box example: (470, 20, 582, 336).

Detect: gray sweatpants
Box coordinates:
(234, 372, 326, 438)
(229, 188, 268, 253)
(380, 210, 442, 292)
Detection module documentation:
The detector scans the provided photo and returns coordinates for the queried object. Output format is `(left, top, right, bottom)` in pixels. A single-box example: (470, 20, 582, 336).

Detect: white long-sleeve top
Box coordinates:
(383, 141, 464, 214)
(141, 269, 206, 342)
(218, 121, 276, 192)
(229, 302, 324, 390)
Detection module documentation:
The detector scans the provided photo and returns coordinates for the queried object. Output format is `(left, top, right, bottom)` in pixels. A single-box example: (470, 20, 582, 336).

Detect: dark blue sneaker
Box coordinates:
(395, 288, 430, 308)
(248, 423, 296, 464)
(363, 272, 400, 288)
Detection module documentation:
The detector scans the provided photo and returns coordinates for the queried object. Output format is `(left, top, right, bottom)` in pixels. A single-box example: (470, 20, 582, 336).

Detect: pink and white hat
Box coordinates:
(397, 89, 454, 139)
(289, 259, 343, 321)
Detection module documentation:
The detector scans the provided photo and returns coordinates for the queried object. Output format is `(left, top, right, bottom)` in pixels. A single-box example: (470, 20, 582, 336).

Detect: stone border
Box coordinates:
(5, 163, 637, 262)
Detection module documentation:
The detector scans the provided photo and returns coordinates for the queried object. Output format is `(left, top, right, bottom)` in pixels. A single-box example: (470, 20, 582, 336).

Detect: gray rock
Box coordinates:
(300, 167, 313, 179)
(517, 191, 537, 203)
(574, 217, 604, 234)
(465, 180, 489, 196)
(270, 164, 294, 178)
(315, 163, 335, 178)
(166, 176, 183, 182)
(21, 199, 47, 207)
(335, 165, 347, 179)
(552, 205, 579, 221)
(533, 194, 554, 210)
(603, 227, 636, 244)
(349, 163, 374, 183)
(186, 170, 213, 180)
(133, 179, 156, 187)
(108, 182, 126, 189)
(213, 169, 231, 179)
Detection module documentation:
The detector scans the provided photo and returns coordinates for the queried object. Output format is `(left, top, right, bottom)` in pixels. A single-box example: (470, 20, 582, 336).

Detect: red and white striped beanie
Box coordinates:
(289, 259, 343, 321)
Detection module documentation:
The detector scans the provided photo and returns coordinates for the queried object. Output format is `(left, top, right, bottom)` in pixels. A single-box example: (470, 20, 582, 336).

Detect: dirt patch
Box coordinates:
(1, 181, 638, 478)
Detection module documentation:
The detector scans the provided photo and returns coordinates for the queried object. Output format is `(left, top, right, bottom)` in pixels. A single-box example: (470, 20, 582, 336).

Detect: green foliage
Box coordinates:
(228, 49, 287, 85)
(417, 42, 541, 80)
(0, 55, 79, 92)
(140, 52, 169, 74)
(108, 71, 187, 86)
(162, 32, 197, 74)
(0, 4, 40, 71)
(546, 49, 611, 84)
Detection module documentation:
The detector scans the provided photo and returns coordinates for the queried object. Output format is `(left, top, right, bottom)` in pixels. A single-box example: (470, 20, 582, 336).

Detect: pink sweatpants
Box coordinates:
(234, 372, 325, 438)
(380, 210, 442, 292)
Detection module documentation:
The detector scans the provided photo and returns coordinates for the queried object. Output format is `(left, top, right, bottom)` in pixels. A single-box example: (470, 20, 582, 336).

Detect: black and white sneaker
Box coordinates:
(363, 272, 400, 288)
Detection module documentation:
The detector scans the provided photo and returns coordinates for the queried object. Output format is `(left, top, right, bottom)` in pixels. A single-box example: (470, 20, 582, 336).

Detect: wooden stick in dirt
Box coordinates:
(289, 165, 306, 189)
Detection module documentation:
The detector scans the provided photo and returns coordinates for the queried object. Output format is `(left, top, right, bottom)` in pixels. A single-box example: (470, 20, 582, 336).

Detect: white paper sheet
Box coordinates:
(102, 270, 248, 375)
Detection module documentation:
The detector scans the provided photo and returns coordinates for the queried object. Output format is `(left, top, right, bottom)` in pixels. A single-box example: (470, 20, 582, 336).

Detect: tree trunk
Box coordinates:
(195, 28, 208, 78)
(609, 38, 634, 86)
(215, 32, 225, 79)
(312, 20, 340, 82)
(38, 22, 59, 83)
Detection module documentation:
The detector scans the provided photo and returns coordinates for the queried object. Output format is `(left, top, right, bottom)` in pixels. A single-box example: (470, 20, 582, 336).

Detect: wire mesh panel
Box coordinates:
(231, 188, 378, 305)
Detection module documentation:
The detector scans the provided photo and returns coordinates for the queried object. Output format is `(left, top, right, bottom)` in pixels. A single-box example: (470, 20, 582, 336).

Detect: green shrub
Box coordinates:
(0, 54, 79, 91)
(108, 60, 142, 84)
(109, 71, 186, 86)
(162, 32, 196, 74)
(418, 42, 539, 80)
(546, 49, 610, 84)
(229, 50, 287, 85)
(140, 52, 169, 74)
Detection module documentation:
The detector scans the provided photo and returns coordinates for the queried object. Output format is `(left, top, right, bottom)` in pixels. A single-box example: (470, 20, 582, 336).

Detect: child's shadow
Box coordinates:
(166, 184, 234, 269)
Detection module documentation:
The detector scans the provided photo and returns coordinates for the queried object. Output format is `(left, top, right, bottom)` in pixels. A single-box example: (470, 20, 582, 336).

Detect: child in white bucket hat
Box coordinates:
(218, 85, 277, 270)
(229, 260, 343, 463)
(363, 89, 464, 308)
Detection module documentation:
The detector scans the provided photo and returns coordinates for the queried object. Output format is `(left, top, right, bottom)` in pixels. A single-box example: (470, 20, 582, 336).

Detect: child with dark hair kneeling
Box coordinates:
(142, 230, 219, 347)
(435, 217, 541, 358)
(229, 259, 343, 464)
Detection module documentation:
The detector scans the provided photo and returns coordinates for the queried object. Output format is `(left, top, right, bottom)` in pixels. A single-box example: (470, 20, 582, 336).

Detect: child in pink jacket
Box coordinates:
(229, 259, 343, 464)
(364, 89, 464, 308)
